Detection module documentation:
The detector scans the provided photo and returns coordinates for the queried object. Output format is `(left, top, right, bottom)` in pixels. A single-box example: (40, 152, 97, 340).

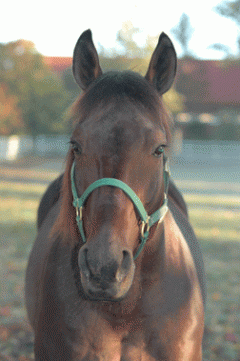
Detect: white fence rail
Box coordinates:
(0, 135, 69, 161)
(0, 135, 240, 167)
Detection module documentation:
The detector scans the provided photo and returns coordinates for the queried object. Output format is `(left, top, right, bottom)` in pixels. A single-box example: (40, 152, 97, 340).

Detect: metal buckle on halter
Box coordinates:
(76, 206, 83, 221)
(140, 217, 150, 239)
(164, 157, 170, 175)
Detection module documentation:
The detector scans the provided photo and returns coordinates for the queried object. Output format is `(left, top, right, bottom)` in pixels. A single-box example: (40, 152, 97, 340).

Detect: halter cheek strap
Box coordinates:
(71, 158, 170, 260)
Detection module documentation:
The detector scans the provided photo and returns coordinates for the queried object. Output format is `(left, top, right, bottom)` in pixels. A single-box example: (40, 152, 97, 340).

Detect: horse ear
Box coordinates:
(145, 32, 177, 95)
(72, 29, 102, 90)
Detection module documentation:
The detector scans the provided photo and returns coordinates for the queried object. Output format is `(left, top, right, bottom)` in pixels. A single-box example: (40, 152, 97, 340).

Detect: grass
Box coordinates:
(0, 176, 49, 360)
(0, 165, 239, 360)
(177, 181, 240, 359)
(200, 238, 240, 360)
(185, 193, 240, 207)
(184, 191, 240, 360)
(189, 207, 239, 242)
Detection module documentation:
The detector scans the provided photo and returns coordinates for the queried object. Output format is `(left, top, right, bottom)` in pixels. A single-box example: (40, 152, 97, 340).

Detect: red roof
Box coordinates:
(206, 61, 240, 105)
(44, 56, 240, 112)
(176, 59, 240, 111)
(44, 56, 72, 73)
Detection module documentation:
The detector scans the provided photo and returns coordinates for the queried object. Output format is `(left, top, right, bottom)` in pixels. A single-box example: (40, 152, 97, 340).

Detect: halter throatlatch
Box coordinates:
(71, 157, 170, 260)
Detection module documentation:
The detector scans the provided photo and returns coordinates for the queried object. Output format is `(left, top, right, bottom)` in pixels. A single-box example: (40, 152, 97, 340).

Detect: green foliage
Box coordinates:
(214, 0, 240, 55)
(179, 117, 240, 141)
(183, 121, 213, 140)
(116, 21, 144, 58)
(215, 0, 240, 26)
(100, 22, 184, 114)
(163, 88, 184, 114)
(0, 83, 24, 135)
(62, 67, 80, 102)
(171, 13, 194, 57)
(217, 121, 240, 140)
(208, 43, 232, 58)
(0, 26, 184, 136)
(214, 110, 240, 140)
(0, 40, 71, 135)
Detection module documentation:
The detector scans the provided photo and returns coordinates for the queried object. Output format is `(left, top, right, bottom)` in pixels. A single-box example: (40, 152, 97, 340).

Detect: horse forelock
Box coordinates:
(71, 71, 172, 145)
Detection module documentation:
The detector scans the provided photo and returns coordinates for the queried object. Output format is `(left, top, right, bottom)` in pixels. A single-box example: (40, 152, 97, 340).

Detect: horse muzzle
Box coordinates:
(78, 243, 135, 301)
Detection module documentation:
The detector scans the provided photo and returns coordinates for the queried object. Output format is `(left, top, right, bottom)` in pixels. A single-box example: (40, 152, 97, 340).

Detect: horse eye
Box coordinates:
(70, 141, 82, 155)
(153, 145, 164, 157)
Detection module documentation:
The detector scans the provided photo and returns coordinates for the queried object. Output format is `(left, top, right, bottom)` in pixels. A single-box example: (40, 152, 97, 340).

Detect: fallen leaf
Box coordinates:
(0, 306, 11, 317)
(0, 325, 10, 341)
(225, 332, 238, 343)
(212, 292, 221, 301)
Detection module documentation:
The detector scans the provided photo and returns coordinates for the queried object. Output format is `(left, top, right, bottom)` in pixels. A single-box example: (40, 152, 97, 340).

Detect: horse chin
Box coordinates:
(80, 271, 134, 303)
(85, 290, 126, 303)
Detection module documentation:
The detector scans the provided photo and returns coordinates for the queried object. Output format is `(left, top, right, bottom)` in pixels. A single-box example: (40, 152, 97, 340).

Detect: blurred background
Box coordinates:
(0, 0, 240, 360)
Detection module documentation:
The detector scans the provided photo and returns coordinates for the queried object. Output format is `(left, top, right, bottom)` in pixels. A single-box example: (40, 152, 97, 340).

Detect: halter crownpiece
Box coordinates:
(71, 156, 170, 259)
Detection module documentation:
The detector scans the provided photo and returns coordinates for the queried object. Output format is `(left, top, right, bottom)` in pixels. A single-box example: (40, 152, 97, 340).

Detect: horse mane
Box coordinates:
(50, 148, 80, 245)
(52, 71, 173, 245)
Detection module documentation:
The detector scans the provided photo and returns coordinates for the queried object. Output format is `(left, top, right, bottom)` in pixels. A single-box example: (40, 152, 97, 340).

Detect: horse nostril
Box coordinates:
(78, 246, 133, 288)
(99, 263, 118, 283)
(122, 250, 132, 272)
(78, 247, 119, 284)
(116, 250, 132, 283)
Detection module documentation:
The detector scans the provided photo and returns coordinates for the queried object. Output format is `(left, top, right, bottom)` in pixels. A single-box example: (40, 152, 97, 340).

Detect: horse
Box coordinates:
(25, 29, 206, 360)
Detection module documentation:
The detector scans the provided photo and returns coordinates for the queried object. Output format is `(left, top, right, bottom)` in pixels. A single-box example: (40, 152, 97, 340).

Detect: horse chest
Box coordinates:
(57, 262, 180, 360)
(71, 326, 157, 361)
(61, 305, 157, 360)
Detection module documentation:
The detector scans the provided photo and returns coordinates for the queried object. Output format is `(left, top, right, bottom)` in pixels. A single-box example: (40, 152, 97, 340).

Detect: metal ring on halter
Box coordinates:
(141, 217, 150, 238)
(76, 206, 83, 221)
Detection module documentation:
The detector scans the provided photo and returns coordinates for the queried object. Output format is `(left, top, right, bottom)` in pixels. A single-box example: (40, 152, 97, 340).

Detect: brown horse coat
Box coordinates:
(25, 29, 205, 361)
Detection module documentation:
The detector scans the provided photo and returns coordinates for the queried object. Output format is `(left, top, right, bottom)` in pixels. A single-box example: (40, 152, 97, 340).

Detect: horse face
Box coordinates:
(70, 30, 176, 301)
(72, 102, 167, 300)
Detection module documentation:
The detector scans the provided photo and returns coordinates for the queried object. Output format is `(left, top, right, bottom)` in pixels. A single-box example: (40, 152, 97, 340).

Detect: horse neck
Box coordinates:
(139, 222, 166, 282)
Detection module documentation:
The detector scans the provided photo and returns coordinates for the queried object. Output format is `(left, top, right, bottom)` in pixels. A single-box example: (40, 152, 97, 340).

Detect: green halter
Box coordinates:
(71, 157, 170, 259)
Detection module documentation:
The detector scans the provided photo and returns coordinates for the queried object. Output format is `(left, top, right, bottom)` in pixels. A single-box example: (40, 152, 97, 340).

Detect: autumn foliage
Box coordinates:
(0, 40, 70, 136)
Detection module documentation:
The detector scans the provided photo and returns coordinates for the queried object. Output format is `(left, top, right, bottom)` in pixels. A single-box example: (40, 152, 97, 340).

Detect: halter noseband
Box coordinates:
(71, 157, 170, 259)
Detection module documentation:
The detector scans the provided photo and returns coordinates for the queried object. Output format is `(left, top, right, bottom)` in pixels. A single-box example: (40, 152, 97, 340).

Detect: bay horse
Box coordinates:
(25, 29, 206, 360)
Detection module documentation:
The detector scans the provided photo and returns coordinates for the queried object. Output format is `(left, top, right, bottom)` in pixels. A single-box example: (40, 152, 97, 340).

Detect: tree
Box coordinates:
(215, 0, 240, 25)
(62, 67, 80, 102)
(116, 21, 144, 58)
(115, 23, 184, 113)
(171, 13, 194, 58)
(60, 23, 184, 119)
(208, 43, 232, 58)
(163, 88, 184, 115)
(0, 40, 70, 136)
(0, 84, 24, 135)
(215, 0, 240, 54)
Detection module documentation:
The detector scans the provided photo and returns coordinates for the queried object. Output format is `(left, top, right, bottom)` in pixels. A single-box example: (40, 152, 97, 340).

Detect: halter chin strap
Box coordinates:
(70, 157, 170, 260)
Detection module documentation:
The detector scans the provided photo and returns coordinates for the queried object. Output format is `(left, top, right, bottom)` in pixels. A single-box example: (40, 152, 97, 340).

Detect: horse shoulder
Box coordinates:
(162, 211, 204, 357)
(168, 196, 206, 308)
(164, 210, 203, 305)
(25, 200, 61, 330)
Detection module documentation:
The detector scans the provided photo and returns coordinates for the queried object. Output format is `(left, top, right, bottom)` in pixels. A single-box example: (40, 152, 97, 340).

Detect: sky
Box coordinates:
(1, 0, 239, 59)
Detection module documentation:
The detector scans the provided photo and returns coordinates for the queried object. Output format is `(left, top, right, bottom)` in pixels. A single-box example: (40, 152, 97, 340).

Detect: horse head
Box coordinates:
(66, 29, 176, 302)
